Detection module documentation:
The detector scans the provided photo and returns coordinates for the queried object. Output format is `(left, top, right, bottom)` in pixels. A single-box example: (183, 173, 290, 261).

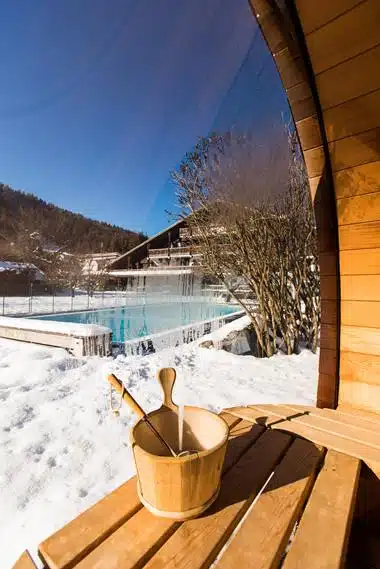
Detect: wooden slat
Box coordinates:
(216, 439, 324, 569)
(334, 161, 380, 199)
(317, 373, 338, 409)
(340, 350, 380, 384)
(255, 404, 380, 450)
(308, 175, 321, 202)
(287, 81, 316, 122)
(317, 43, 380, 110)
(320, 276, 338, 300)
(305, 0, 380, 75)
(340, 249, 380, 276)
(284, 405, 380, 436)
(341, 275, 380, 301)
(12, 551, 37, 569)
(304, 145, 324, 178)
(330, 128, 380, 173)
(325, 88, 380, 143)
(339, 379, 380, 415)
(274, 50, 306, 90)
(337, 192, 380, 226)
(225, 406, 380, 465)
(341, 300, 380, 327)
(296, 0, 363, 35)
(319, 252, 337, 276)
(218, 411, 241, 430)
(280, 404, 380, 448)
(282, 450, 360, 569)
(74, 508, 179, 569)
(321, 299, 338, 325)
(341, 325, 380, 356)
(39, 478, 142, 569)
(320, 323, 337, 350)
(319, 348, 337, 376)
(339, 221, 380, 250)
(296, 115, 322, 151)
(143, 430, 292, 569)
(222, 420, 266, 474)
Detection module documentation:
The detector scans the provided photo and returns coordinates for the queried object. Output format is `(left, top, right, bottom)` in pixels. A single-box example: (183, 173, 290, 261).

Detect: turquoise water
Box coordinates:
(31, 302, 239, 342)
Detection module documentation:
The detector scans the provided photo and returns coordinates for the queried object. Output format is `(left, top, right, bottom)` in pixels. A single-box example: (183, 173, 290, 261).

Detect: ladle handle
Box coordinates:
(157, 367, 177, 411)
(107, 374, 145, 419)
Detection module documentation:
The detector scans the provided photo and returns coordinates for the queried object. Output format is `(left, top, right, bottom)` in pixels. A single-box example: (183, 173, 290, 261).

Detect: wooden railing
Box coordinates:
(148, 246, 201, 257)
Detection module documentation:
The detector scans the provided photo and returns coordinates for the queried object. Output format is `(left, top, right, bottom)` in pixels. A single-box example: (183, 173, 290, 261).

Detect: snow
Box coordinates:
(0, 316, 318, 568)
(0, 316, 111, 338)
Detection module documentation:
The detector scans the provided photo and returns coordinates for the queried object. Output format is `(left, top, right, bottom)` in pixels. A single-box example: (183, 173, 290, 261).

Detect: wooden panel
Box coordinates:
(341, 300, 380, 328)
(304, 145, 325, 178)
(12, 551, 37, 569)
(296, 115, 322, 151)
(341, 275, 380, 301)
(319, 252, 337, 276)
(74, 508, 179, 569)
(257, 10, 288, 55)
(308, 176, 321, 202)
(321, 299, 338, 325)
(143, 430, 292, 569)
(341, 325, 380, 356)
(216, 439, 324, 569)
(296, 0, 363, 34)
(339, 379, 380, 414)
(317, 373, 338, 409)
(334, 161, 380, 199)
(305, 0, 380, 75)
(339, 221, 380, 250)
(325, 89, 380, 143)
(320, 276, 338, 300)
(218, 412, 241, 430)
(39, 478, 141, 569)
(274, 49, 306, 90)
(287, 81, 316, 122)
(340, 249, 380, 275)
(226, 405, 380, 463)
(285, 405, 380, 434)
(282, 450, 360, 569)
(317, 43, 380, 110)
(340, 350, 380, 385)
(320, 323, 337, 350)
(319, 348, 337, 376)
(337, 192, 380, 225)
(222, 420, 265, 474)
(330, 128, 380, 173)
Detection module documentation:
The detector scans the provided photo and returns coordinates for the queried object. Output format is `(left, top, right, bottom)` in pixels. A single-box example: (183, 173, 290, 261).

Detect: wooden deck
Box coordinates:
(13, 405, 378, 569)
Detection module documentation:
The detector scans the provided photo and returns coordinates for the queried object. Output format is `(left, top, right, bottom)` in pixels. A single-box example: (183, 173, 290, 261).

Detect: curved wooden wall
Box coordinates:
(249, 0, 380, 413)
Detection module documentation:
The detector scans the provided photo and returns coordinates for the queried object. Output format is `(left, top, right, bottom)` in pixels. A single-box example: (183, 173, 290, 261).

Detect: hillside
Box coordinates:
(0, 183, 146, 258)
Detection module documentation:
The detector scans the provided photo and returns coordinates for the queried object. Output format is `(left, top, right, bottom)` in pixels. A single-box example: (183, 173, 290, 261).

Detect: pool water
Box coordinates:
(31, 302, 240, 342)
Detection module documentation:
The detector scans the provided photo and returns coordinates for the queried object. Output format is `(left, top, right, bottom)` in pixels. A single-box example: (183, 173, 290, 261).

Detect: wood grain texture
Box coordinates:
(275, 50, 307, 91)
(39, 478, 141, 569)
(341, 300, 380, 328)
(296, 115, 322, 151)
(287, 81, 316, 122)
(325, 88, 380, 143)
(316, 43, 380, 110)
(330, 128, 380, 173)
(334, 161, 380, 199)
(339, 221, 380, 250)
(11, 551, 37, 569)
(337, 192, 380, 226)
(321, 299, 338, 325)
(320, 276, 338, 300)
(305, 0, 380, 75)
(320, 323, 337, 350)
(143, 430, 292, 569)
(317, 373, 338, 409)
(216, 439, 324, 569)
(296, 0, 363, 34)
(282, 450, 360, 569)
(319, 252, 337, 276)
(341, 275, 380, 301)
(304, 145, 325, 178)
(319, 348, 337, 376)
(340, 350, 380, 384)
(225, 405, 380, 465)
(339, 379, 380, 414)
(286, 404, 380, 434)
(341, 325, 380, 355)
(340, 249, 380, 275)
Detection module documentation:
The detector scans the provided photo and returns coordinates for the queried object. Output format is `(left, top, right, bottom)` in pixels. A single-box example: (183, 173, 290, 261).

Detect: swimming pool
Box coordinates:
(31, 302, 240, 343)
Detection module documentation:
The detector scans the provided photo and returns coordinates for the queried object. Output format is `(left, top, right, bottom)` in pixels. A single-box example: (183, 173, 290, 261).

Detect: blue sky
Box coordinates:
(0, 0, 289, 235)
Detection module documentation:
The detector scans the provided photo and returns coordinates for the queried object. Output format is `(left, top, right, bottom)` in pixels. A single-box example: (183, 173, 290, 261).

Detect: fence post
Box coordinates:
(29, 282, 33, 313)
(2, 285, 5, 316)
(52, 286, 55, 313)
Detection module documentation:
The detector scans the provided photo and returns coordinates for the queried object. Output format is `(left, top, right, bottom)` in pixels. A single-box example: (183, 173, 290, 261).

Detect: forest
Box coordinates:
(0, 183, 146, 258)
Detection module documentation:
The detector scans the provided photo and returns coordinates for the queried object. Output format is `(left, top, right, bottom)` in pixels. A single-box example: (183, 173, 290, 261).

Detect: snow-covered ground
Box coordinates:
(0, 316, 318, 568)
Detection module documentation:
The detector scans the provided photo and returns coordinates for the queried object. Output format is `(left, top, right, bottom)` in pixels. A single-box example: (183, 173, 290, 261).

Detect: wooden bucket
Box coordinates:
(130, 370, 229, 520)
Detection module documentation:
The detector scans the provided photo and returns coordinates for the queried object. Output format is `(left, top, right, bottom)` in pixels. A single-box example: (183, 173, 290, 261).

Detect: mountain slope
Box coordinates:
(0, 183, 146, 257)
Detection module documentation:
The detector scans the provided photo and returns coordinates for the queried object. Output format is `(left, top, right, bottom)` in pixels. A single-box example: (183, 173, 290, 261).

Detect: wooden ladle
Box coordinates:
(107, 371, 179, 457)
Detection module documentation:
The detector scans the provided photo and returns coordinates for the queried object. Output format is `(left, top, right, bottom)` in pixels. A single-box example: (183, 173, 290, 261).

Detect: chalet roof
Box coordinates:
(107, 218, 186, 268)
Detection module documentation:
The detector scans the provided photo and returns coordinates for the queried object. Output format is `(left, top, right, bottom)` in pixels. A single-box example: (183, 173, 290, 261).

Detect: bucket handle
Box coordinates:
(157, 368, 178, 412)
